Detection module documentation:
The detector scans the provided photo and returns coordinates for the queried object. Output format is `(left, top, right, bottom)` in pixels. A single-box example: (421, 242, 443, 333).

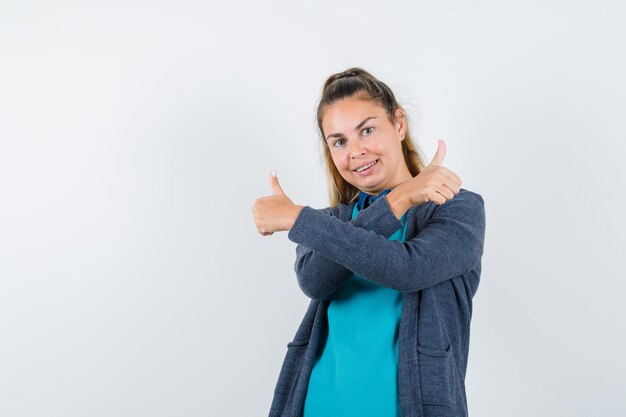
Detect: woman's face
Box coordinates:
(321, 96, 412, 195)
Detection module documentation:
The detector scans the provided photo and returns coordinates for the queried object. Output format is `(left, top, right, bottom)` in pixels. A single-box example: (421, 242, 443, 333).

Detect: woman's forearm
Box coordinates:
(289, 201, 406, 300)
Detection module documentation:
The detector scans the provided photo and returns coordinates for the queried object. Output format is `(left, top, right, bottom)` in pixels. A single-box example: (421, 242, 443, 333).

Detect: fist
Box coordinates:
(252, 170, 303, 236)
(398, 139, 463, 206)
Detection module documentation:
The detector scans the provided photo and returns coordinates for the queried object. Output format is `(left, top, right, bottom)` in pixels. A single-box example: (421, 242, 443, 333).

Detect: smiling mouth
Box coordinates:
(354, 159, 379, 172)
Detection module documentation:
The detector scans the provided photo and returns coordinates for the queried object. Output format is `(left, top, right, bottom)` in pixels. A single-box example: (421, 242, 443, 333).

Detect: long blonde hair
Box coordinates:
(316, 67, 427, 206)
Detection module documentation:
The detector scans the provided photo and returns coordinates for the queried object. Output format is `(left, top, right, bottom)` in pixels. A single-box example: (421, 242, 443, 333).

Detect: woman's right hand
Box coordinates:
(399, 139, 463, 206)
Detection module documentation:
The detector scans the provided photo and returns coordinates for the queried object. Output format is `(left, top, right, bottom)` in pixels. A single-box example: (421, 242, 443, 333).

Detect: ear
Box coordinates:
(394, 108, 406, 140)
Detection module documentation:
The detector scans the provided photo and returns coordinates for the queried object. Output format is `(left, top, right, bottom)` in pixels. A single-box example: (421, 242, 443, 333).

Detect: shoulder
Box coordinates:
(414, 187, 485, 226)
(446, 188, 485, 209)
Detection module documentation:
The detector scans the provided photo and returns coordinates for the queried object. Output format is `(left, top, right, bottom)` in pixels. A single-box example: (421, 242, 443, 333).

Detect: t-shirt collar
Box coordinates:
(356, 187, 394, 211)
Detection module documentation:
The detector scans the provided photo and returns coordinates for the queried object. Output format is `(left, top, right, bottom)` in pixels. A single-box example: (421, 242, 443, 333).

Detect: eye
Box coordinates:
(333, 139, 345, 147)
(362, 127, 374, 136)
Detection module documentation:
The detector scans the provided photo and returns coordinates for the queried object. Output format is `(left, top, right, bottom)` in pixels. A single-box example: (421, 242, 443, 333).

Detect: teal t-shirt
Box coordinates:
(302, 202, 408, 417)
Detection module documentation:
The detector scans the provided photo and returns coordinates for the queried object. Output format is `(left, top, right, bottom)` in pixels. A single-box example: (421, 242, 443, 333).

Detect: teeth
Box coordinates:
(356, 160, 376, 172)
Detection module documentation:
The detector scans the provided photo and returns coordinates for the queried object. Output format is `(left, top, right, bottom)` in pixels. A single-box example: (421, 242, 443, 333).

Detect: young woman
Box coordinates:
(252, 67, 486, 417)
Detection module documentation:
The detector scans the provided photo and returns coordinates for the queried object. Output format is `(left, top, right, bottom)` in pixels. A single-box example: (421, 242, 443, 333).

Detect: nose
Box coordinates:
(349, 139, 366, 158)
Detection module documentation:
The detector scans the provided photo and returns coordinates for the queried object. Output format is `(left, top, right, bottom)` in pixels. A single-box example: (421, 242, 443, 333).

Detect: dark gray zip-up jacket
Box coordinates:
(268, 188, 486, 417)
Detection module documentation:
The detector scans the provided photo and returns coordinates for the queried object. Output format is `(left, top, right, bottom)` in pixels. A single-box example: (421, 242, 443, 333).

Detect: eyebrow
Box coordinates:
(326, 116, 377, 141)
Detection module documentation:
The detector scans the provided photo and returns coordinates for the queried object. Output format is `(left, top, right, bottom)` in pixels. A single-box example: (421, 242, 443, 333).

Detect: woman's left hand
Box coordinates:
(252, 170, 304, 236)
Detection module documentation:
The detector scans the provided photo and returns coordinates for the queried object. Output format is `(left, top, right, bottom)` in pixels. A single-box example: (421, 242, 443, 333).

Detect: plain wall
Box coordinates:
(1, 0, 624, 416)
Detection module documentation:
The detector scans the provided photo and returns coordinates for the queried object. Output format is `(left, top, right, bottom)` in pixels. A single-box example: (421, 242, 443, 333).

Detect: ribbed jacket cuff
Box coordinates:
(288, 205, 322, 247)
(353, 194, 405, 238)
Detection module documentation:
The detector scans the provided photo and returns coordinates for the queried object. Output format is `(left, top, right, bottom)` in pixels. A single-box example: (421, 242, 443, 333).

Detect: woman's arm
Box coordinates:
(291, 201, 407, 300)
(287, 189, 486, 293)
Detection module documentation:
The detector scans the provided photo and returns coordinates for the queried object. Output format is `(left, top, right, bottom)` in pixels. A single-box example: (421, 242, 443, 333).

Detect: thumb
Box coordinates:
(269, 169, 286, 196)
(428, 139, 446, 166)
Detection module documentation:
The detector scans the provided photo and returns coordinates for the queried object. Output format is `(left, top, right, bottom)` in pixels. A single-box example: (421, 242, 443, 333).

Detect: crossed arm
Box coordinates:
(287, 190, 486, 300)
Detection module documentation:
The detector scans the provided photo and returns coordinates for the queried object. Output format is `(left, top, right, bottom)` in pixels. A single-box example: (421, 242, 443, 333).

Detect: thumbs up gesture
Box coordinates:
(429, 138, 447, 167)
(252, 170, 304, 236)
(396, 139, 463, 206)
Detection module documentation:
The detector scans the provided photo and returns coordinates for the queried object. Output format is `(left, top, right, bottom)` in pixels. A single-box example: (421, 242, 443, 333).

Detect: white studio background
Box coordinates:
(1, 1, 624, 416)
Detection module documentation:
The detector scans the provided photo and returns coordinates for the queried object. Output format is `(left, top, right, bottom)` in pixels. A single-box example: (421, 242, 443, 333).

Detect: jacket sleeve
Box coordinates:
(290, 202, 406, 300)
(287, 189, 486, 293)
